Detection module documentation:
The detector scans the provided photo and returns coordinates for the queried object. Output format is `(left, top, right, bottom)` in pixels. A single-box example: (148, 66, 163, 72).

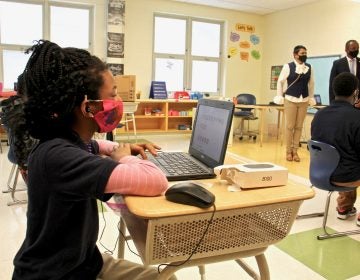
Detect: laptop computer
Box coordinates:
(314, 94, 322, 105)
(146, 98, 234, 181)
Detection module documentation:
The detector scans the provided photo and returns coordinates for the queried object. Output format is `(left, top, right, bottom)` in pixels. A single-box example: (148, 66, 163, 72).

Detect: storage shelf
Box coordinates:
(135, 115, 166, 119)
(129, 99, 197, 134)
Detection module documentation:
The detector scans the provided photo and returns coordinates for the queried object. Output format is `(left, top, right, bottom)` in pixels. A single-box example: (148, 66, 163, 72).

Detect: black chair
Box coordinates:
(301, 140, 360, 240)
(4, 134, 27, 206)
(233, 93, 258, 141)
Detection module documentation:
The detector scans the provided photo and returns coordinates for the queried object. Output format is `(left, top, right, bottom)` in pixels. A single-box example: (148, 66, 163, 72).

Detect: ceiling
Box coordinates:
(170, 0, 320, 15)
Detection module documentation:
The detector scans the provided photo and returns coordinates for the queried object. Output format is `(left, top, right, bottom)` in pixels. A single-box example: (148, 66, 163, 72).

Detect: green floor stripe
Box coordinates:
(276, 227, 360, 280)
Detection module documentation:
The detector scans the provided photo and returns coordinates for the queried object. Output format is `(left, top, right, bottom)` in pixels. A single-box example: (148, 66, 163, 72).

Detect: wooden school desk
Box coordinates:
(113, 165, 314, 279)
(235, 104, 326, 147)
(235, 104, 284, 147)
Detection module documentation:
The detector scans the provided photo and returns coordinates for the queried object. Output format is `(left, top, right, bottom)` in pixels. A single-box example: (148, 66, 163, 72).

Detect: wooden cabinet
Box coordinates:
(123, 99, 197, 134)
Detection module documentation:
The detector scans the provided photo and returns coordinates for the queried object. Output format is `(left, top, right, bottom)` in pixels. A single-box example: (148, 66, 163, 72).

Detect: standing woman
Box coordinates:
(274, 45, 316, 162)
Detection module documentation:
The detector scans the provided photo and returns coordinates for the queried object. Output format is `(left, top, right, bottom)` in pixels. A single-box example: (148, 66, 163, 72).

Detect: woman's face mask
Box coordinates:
(88, 99, 123, 133)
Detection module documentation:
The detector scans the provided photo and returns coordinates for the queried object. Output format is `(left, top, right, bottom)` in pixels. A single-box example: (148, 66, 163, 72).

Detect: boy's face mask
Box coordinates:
(88, 99, 123, 133)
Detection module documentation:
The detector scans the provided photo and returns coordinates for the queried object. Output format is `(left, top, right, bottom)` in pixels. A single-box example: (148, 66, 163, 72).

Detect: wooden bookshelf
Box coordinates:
(123, 99, 197, 134)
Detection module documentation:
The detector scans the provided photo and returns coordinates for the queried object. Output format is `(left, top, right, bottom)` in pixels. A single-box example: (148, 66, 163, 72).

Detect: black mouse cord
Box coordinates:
(157, 204, 217, 274)
(98, 201, 118, 255)
(99, 202, 140, 258)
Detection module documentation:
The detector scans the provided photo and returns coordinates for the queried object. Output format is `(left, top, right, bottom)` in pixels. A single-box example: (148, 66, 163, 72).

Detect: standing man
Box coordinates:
(274, 45, 315, 162)
(329, 39, 360, 103)
(312, 72, 360, 225)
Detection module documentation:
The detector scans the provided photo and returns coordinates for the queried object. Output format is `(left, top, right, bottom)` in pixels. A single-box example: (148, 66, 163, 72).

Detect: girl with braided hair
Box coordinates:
(12, 40, 172, 280)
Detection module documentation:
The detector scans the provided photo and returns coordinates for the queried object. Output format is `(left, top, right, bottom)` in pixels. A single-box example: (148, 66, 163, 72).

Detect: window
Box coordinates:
(153, 14, 223, 95)
(50, 5, 91, 49)
(0, 1, 93, 90)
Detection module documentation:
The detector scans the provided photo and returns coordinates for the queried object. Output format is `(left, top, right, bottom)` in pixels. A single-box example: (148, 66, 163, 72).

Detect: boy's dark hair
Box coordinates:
(333, 72, 359, 97)
(293, 45, 307, 54)
(345, 40, 359, 49)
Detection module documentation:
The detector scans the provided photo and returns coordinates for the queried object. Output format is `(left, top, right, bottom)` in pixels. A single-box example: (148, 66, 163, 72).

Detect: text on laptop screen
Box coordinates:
(191, 104, 230, 162)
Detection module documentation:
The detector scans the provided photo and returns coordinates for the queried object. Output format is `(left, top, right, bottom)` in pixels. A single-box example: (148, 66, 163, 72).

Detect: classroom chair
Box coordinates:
(300, 140, 360, 240)
(233, 93, 258, 141)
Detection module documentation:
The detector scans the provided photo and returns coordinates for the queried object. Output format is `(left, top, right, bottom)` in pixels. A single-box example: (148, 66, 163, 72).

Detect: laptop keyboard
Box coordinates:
(146, 152, 211, 176)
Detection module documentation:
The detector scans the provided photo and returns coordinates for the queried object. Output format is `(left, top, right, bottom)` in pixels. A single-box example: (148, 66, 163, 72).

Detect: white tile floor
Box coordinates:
(1, 135, 360, 280)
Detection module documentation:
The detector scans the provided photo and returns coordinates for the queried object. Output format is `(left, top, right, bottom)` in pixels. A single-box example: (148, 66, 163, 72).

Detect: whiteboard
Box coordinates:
(307, 55, 341, 108)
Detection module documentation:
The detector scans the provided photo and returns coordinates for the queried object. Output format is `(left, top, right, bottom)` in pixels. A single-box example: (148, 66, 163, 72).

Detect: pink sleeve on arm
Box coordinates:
(96, 139, 119, 156)
(104, 156, 169, 196)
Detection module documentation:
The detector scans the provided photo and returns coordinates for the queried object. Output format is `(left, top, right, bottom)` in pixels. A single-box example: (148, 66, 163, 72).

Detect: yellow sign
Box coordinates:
(235, 24, 255, 33)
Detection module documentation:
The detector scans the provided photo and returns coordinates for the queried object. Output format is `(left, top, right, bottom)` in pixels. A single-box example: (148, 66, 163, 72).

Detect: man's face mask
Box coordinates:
(348, 50, 359, 59)
(88, 99, 123, 133)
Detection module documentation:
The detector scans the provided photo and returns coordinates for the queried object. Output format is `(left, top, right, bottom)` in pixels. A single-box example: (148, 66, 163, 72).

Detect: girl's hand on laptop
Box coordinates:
(130, 143, 161, 159)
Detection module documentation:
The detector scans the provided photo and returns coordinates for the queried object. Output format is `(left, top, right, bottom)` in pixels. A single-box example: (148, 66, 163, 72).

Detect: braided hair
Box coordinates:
(22, 40, 108, 140)
(1, 40, 108, 167)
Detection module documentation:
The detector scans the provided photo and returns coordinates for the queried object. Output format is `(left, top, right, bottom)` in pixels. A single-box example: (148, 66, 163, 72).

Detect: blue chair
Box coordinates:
(306, 140, 360, 240)
(233, 93, 258, 141)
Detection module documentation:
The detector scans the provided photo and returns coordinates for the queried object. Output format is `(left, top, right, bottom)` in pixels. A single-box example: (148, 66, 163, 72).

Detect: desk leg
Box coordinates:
(198, 265, 206, 280)
(131, 113, 137, 141)
(236, 253, 269, 280)
(277, 110, 281, 141)
(255, 254, 270, 280)
(281, 110, 285, 146)
(277, 109, 285, 146)
(259, 108, 265, 147)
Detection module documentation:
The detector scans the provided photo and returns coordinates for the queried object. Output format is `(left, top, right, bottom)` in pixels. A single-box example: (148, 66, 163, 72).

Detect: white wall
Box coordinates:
(65, 0, 360, 129)
(261, 0, 360, 103)
(124, 0, 264, 99)
(259, 0, 360, 133)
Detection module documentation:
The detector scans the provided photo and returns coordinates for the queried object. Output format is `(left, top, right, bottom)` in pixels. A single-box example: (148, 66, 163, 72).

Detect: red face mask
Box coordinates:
(92, 99, 123, 133)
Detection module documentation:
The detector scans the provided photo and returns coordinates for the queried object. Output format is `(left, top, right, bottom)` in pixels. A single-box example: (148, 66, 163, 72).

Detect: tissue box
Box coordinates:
(215, 162, 288, 189)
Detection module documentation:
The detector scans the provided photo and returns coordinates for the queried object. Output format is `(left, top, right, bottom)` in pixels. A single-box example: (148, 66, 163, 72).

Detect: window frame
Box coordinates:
(0, 0, 94, 90)
(152, 13, 224, 95)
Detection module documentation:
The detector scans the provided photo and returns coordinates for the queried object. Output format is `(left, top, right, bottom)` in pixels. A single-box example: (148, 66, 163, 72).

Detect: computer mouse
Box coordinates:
(165, 182, 215, 208)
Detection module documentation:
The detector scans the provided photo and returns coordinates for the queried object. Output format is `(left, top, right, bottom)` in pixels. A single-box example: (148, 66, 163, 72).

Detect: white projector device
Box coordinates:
(214, 162, 288, 189)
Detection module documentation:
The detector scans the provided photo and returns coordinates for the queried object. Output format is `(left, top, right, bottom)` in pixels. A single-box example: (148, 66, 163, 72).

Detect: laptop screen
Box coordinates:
(314, 94, 322, 105)
(189, 99, 234, 168)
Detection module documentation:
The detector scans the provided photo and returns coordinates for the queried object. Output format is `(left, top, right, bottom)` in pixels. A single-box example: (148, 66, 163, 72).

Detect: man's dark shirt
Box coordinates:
(311, 100, 360, 182)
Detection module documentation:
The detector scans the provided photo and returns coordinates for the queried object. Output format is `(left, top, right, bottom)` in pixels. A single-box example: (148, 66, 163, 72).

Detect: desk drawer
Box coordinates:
(121, 200, 301, 265)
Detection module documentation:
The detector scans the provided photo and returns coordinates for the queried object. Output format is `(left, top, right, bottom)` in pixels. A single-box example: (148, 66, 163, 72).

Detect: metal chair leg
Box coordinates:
(7, 166, 27, 206)
(317, 191, 360, 240)
(3, 163, 27, 193)
(296, 185, 325, 219)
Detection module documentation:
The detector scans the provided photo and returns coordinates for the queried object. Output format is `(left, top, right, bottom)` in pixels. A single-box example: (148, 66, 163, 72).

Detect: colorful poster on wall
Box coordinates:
(240, 52, 249, 61)
(251, 50, 261, 60)
(108, 0, 125, 26)
(108, 63, 124, 76)
(239, 41, 250, 48)
(230, 32, 240, 42)
(270, 65, 283, 90)
(107, 32, 124, 58)
(228, 47, 238, 58)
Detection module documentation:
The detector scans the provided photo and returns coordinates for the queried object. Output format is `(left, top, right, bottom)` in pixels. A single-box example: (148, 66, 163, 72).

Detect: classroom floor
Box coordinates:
(1, 133, 360, 280)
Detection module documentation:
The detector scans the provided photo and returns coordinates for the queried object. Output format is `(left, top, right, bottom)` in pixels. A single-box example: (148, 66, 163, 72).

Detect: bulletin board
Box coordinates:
(270, 65, 283, 90)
